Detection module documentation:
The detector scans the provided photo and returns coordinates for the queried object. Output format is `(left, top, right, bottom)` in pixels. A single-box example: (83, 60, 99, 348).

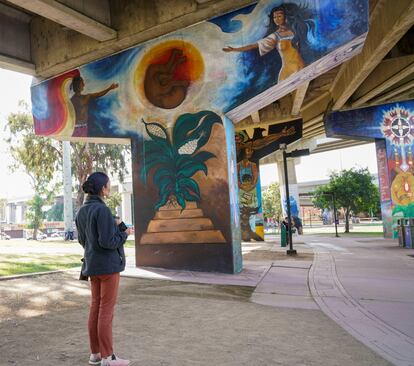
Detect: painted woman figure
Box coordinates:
(223, 3, 315, 82)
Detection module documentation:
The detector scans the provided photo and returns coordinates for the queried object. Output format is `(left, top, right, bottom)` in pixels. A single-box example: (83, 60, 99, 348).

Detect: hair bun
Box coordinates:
(82, 181, 94, 194)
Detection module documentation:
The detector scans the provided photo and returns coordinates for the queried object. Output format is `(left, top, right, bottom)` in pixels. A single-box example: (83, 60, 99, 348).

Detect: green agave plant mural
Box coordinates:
(141, 110, 223, 211)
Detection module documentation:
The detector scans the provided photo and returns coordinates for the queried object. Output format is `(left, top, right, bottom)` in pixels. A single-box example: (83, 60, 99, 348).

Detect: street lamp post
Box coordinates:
(281, 145, 310, 256)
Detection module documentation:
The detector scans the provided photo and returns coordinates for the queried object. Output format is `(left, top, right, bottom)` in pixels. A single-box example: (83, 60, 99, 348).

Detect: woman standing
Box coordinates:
(223, 3, 315, 82)
(76, 172, 132, 366)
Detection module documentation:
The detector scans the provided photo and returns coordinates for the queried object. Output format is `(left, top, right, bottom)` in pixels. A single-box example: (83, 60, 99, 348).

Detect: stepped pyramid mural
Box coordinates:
(140, 201, 226, 245)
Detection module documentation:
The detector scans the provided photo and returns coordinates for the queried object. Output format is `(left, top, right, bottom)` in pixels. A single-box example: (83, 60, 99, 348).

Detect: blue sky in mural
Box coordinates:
(216, 0, 368, 113)
(82, 47, 142, 137)
(31, 82, 49, 120)
(209, 3, 257, 33)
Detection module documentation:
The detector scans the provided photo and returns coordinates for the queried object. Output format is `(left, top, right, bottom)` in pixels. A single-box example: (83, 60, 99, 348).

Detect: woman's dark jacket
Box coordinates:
(75, 195, 128, 276)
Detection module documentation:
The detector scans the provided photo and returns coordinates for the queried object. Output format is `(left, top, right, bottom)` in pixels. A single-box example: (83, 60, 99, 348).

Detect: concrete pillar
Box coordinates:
(119, 181, 133, 225)
(131, 113, 242, 273)
(63, 141, 74, 236)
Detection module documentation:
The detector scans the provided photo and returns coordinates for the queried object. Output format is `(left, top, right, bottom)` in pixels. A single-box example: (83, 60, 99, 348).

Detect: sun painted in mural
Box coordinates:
(135, 41, 204, 110)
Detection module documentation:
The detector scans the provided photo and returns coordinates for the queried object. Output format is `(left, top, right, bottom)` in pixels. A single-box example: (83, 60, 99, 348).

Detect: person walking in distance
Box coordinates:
(76, 172, 132, 366)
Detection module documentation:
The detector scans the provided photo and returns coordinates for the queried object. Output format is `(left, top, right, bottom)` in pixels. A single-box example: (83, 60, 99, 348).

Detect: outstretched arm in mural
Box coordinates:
(88, 82, 119, 98)
(222, 43, 259, 53)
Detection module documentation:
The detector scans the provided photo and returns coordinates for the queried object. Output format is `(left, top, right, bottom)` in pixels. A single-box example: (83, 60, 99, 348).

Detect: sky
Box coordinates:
(0, 68, 378, 199)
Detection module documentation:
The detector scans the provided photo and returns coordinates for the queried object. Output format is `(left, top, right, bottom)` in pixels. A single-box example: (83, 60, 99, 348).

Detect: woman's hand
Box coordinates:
(125, 228, 133, 236)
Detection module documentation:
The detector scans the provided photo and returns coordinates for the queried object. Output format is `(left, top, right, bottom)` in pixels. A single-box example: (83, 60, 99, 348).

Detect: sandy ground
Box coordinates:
(0, 270, 390, 366)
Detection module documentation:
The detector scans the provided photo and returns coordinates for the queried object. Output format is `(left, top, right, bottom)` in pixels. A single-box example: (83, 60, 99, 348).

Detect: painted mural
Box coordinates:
(235, 119, 302, 241)
(30, 0, 369, 272)
(326, 100, 414, 238)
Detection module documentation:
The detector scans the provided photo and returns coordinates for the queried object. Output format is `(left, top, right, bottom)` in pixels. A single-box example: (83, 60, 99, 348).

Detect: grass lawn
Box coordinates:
(303, 223, 384, 236)
(0, 253, 82, 277)
(125, 240, 135, 248)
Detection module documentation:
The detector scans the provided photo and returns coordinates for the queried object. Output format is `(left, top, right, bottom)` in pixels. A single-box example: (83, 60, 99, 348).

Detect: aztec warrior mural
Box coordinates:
(31, 0, 368, 273)
(326, 101, 414, 239)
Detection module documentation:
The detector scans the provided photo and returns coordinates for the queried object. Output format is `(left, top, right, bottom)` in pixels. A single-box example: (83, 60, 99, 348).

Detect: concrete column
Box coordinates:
(63, 141, 73, 235)
(119, 181, 133, 225)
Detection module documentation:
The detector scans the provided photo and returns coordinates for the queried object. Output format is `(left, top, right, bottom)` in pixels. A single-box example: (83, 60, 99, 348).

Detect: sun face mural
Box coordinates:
(30, 0, 369, 272)
(135, 41, 204, 110)
(326, 101, 414, 238)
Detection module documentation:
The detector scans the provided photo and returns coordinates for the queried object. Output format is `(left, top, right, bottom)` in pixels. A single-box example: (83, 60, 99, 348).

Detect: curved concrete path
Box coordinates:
(306, 235, 414, 366)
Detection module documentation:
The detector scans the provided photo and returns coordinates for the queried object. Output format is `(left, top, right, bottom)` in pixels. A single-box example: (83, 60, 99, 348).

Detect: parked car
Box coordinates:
(27, 232, 47, 240)
(51, 231, 65, 238)
(0, 232, 11, 240)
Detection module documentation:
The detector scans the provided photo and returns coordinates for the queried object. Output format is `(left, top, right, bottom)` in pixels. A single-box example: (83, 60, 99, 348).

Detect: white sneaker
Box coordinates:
(89, 353, 102, 365)
(101, 354, 131, 366)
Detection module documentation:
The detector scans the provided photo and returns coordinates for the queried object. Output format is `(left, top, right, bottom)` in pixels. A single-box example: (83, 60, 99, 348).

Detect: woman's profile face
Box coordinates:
(102, 179, 111, 198)
(273, 10, 285, 26)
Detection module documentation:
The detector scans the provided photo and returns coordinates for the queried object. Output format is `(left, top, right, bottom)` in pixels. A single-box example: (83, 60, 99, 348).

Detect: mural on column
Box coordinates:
(326, 100, 414, 238)
(235, 119, 302, 241)
(30, 0, 369, 272)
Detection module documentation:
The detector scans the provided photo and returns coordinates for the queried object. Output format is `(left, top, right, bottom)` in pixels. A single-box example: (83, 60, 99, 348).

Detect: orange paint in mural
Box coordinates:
(135, 40, 204, 109)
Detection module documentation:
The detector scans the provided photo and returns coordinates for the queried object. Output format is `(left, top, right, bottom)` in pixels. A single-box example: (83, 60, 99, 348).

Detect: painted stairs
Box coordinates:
(140, 202, 226, 244)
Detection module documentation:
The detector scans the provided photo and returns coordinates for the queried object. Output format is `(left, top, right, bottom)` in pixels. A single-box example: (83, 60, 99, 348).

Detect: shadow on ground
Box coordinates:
(0, 271, 390, 366)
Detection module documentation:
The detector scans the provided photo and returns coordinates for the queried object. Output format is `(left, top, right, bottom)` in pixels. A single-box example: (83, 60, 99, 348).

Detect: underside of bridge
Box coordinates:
(1, 0, 414, 270)
(1, 0, 413, 146)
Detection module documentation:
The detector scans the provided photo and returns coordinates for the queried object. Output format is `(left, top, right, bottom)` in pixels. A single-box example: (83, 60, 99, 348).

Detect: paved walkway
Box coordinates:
(304, 235, 414, 366)
(124, 235, 414, 366)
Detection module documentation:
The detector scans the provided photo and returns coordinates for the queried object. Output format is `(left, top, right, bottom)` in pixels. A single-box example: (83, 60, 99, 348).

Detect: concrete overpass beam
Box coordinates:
(7, 0, 116, 42)
(0, 3, 34, 74)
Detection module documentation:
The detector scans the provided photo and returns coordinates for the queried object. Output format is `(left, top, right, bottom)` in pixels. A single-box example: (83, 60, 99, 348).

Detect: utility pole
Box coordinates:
(63, 141, 73, 240)
(280, 145, 310, 256)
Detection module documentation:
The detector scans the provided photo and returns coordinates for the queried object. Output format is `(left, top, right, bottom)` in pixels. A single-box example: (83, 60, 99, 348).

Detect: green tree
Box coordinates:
(312, 168, 379, 233)
(6, 102, 61, 239)
(6, 102, 130, 217)
(262, 182, 282, 221)
(106, 192, 122, 216)
(71, 143, 130, 210)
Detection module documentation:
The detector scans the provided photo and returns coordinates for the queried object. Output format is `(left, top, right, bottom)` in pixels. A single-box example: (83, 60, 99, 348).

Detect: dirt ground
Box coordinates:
(0, 270, 390, 366)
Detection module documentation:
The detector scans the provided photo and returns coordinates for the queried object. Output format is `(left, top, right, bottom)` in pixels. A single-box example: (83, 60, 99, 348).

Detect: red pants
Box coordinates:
(88, 273, 120, 358)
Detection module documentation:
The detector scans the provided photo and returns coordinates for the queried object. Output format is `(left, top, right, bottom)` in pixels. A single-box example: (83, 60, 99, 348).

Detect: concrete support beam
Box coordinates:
(250, 111, 260, 124)
(235, 95, 295, 130)
(369, 78, 414, 105)
(0, 2, 33, 74)
(291, 81, 309, 116)
(351, 55, 414, 107)
(301, 92, 332, 125)
(330, 0, 414, 110)
(30, 0, 255, 78)
(0, 53, 35, 75)
(8, 0, 116, 42)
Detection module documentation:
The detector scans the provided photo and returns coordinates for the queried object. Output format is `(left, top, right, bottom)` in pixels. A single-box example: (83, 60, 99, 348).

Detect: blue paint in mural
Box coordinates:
(209, 3, 257, 33)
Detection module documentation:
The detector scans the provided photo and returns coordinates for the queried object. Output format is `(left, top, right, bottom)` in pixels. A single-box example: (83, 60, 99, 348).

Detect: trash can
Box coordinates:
(398, 219, 405, 247)
(404, 218, 414, 249)
(281, 224, 287, 247)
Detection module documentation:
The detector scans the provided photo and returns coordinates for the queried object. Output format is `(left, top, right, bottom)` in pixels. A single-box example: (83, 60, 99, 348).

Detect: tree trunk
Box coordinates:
(33, 227, 38, 240)
(74, 143, 93, 211)
(345, 208, 350, 233)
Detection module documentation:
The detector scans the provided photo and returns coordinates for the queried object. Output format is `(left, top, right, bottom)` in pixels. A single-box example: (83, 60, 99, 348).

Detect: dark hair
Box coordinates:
(71, 76, 83, 93)
(82, 172, 109, 195)
(267, 3, 315, 53)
